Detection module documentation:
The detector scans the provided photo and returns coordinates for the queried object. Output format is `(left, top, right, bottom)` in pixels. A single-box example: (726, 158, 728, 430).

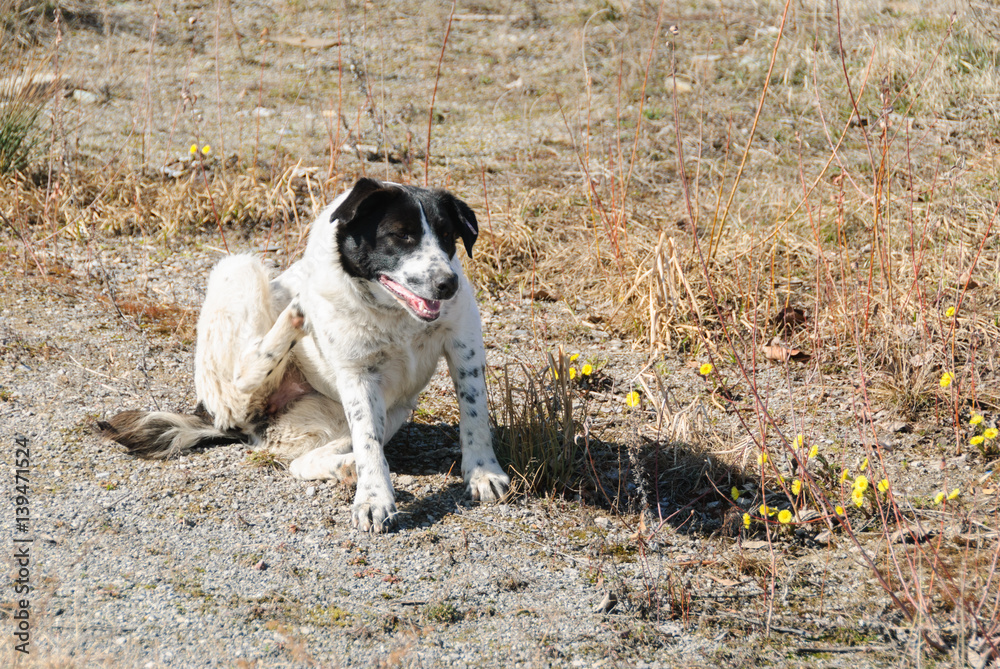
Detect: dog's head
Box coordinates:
(332, 177, 479, 322)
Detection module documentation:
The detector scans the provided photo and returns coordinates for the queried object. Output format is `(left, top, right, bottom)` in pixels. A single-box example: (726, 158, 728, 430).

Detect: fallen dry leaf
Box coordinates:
(762, 343, 810, 362)
(772, 306, 807, 332)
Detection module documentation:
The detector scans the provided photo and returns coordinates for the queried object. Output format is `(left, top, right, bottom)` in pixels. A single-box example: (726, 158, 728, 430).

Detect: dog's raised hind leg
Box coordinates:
(234, 301, 305, 394)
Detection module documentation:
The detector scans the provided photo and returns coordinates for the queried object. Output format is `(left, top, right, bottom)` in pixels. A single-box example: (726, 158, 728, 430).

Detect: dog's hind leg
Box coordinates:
(233, 301, 305, 394)
(196, 255, 300, 431)
(287, 403, 412, 482)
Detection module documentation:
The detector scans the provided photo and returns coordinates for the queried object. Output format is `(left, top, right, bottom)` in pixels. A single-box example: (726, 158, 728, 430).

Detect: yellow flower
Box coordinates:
(946, 306, 956, 318)
(859, 457, 868, 472)
(777, 475, 785, 485)
(743, 513, 751, 529)
(934, 491, 945, 504)
(853, 475, 869, 493)
(971, 414, 985, 426)
(877, 479, 889, 493)
(835, 505, 845, 515)
(569, 367, 577, 380)
(699, 362, 713, 376)
(940, 372, 954, 388)
(971, 435, 985, 446)
(201, 144, 211, 155)
(778, 509, 792, 524)
(552, 368, 559, 380)
(759, 505, 775, 517)
(793, 434, 804, 449)
(948, 488, 960, 500)
(582, 363, 593, 376)
(570, 353, 580, 362)
(731, 486, 740, 501)
(625, 391, 640, 407)
(986, 428, 999, 440)
(189, 143, 198, 155)
(791, 479, 801, 495)
(840, 468, 850, 482)
(852, 488, 864, 507)
(757, 452, 768, 466)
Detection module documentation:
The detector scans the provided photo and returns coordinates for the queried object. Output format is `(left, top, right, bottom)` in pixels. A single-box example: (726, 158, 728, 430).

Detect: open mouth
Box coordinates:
(378, 276, 442, 321)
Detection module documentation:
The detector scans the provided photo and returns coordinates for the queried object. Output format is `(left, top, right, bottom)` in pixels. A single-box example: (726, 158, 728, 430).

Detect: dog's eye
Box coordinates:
(440, 230, 453, 243)
(392, 231, 415, 243)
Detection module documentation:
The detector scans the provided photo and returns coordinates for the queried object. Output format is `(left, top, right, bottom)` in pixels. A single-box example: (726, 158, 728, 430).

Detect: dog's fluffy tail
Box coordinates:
(99, 408, 244, 459)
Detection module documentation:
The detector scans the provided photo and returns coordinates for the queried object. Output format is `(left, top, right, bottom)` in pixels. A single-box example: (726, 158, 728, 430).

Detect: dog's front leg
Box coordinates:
(338, 372, 397, 533)
(445, 311, 511, 502)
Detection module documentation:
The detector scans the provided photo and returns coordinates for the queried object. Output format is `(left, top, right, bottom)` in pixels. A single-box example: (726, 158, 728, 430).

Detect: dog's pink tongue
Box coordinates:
(379, 277, 441, 319)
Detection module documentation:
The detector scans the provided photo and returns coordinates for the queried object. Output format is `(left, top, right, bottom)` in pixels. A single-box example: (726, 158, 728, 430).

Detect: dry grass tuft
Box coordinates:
(490, 351, 580, 498)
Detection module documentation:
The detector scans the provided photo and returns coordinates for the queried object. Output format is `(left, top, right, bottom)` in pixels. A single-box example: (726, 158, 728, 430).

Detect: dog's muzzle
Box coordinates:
(378, 276, 448, 321)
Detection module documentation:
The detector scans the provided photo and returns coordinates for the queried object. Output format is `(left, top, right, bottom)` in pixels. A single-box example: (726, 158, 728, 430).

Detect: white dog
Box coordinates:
(102, 178, 510, 532)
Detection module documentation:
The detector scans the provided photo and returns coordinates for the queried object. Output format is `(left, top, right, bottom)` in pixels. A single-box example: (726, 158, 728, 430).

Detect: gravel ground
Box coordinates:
(0, 235, 952, 668)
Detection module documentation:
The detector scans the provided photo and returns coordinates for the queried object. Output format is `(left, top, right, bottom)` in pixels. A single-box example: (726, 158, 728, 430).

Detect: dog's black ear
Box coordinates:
(448, 195, 478, 257)
(331, 177, 388, 225)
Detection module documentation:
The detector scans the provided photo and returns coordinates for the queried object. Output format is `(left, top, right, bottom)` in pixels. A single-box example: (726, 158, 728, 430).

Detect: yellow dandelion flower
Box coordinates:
(808, 444, 819, 459)
(946, 306, 956, 318)
(948, 488, 960, 500)
(731, 486, 740, 501)
(877, 479, 889, 493)
(986, 428, 999, 440)
(777, 475, 785, 485)
(582, 363, 593, 376)
(743, 513, 751, 529)
(971, 435, 985, 446)
(840, 468, 850, 482)
(189, 143, 198, 155)
(569, 367, 577, 380)
(569, 353, 580, 362)
(853, 475, 869, 493)
(699, 362, 713, 376)
(201, 144, 211, 155)
(625, 391, 640, 407)
(793, 434, 804, 449)
(971, 414, 985, 426)
(791, 479, 802, 496)
(778, 509, 792, 524)
(757, 452, 768, 466)
(934, 491, 945, 504)
(940, 372, 954, 388)
(859, 457, 868, 472)
(852, 488, 864, 507)
(758, 504, 769, 516)
(835, 505, 845, 515)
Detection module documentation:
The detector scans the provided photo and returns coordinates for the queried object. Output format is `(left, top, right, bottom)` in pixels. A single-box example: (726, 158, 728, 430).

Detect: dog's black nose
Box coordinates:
(435, 273, 459, 299)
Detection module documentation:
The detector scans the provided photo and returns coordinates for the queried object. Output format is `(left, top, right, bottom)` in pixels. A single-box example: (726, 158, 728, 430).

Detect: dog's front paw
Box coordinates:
(466, 464, 510, 503)
(352, 501, 398, 533)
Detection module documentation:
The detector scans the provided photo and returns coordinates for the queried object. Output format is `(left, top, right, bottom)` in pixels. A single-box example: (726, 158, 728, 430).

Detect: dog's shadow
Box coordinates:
(382, 420, 473, 528)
